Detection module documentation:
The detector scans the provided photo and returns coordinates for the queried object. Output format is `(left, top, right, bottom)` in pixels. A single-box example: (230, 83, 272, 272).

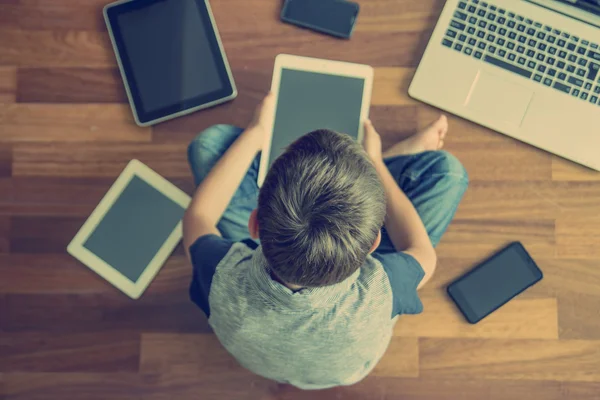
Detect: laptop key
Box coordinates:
(487, 34, 496, 42)
(567, 43, 576, 51)
(538, 43, 547, 51)
(508, 20, 516, 28)
(567, 64, 576, 73)
(568, 54, 577, 62)
(477, 30, 486, 38)
(576, 68, 586, 77)
(553, 82, 571, 93)
(557, 39, 566, 47)
(450, 20, 466, 30)
(455, 11, 468, 20)
(468, 5, 477, 13)
(442, 38, 453, 48)
(533, 74, 543, 82)
(577, 47, 586, 55)
(498, 16, 506, 24)
(578, 58, 587, 67)
(572, 89, 580, 97)
(489, 24, 497, 32)
(469, 16, 478, 24)
(459, 34, 467, 42)
(584, 82, 593, 91)
(499, 27, 507, 36)
(527, 28, 536, 35)
(557, 61, 566, 69)
(517, 45, 525, 54)
(548, 47, 557, 55)
(538, 65, 546, 73)
(591, 95, 599, 104)
(469, 38, 477, 46)
(537, 32, 546, 40)
(581, 92, 588, 100)
(479, 20, 487, 28)
(589, 50, 600, 61)
(474, 51, 483, 59)
(588, 62, 599, 81)
(568, 76, 584, 87)
(464, 47, 473, 55)
(478, 42, 486, 50)
(489, 45, 497, 54)
(447, 29, 457, 38)
(536, 53, 545, 61)
(478, 9, 486, 17)
(517, 24, 525, 32)
(518, 57, 526, 65)
(558, 72, 567, 80)
(595, 86, 600, 94)
(547, 57, 556, 65)
(527, 49, 535, 57)
(507, 42, 515, 50)
(454, 43, 464, 51)
(497, 38, 506, 46)
(468, 27, 476, 34)
(543, 78, 552, 86)
(508, 53, 517, 61)
(498, 49, 507, 57)
(528, 39, 537, 47)
(509, 31, 517, 40)
(558, 51, 567, 59)
(548, 69, 557, 77)
(484, 54, 533, 78)
(518, 35, 527, 43)
(459, 1, 468, 9)
(548, 35, 556, 44)
(528, 60, 536, 69)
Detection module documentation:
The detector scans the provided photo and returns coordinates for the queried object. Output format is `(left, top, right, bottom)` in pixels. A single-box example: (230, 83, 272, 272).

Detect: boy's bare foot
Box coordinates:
(382, 115, 448, 158)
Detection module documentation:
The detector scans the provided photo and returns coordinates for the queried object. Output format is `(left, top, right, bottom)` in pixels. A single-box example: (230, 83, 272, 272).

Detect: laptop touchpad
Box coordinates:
(465, 70, 533, 127)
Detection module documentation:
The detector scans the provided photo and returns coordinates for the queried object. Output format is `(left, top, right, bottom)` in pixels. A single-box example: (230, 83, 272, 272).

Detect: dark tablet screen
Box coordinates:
(83, 176, 185, 283)
(269, 68, 365, 166)
(106, 0, 235, 124)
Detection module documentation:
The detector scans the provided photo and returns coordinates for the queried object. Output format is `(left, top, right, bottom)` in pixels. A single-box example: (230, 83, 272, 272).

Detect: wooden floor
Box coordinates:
(1, 0, 600, 398)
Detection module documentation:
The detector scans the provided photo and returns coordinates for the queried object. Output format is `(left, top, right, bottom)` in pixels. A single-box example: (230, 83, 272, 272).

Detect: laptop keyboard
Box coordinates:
(442, 0, 600, 105)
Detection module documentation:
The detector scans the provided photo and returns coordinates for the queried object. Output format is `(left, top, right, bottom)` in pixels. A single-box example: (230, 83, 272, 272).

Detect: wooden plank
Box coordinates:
(0, 292, 210, 333)
(17, 0, 106, 31)
(0, 104, 149, 143)
(453, 181, 600, 221)
(370, 337, 419, 377)
(420, 338, 600, 382)
(0, 67, 16, 103)
(372, 67, 418, 106)
(0, 253, 190, 295)
(3, 373, 148, 400)
(382, 378, 600, 400)
(9, 216, 84, 254)
(12, 143, 188, 178)
(140, 333, 242, 374)
(0, 146, 10, 177)
(556, 216, 600, 259)
(0, 332, 139, 372)
(435, 219, 555, 261)
(0, 217, 9, 253)
(17, 68, 127, 103)
(552, 157, 600, 181)
(0, 29, 113, 67)
(394, 295, 558, 339)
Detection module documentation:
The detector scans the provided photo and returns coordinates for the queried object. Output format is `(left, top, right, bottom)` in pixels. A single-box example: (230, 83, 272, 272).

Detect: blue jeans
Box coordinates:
(187, 125, 468, 250)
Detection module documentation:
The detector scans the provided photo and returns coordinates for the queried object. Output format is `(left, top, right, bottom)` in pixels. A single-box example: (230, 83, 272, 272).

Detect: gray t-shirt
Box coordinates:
(189, 235, 424, 389)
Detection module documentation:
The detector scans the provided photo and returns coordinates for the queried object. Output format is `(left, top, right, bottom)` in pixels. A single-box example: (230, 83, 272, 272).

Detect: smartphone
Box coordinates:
(447, 242, 543, 324)
(280, 0, 360, 39)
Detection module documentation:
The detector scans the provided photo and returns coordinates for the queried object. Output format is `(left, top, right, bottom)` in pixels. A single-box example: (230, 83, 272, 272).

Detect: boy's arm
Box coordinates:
(183, 93, 275, 259)
(363, 120, 437, 289)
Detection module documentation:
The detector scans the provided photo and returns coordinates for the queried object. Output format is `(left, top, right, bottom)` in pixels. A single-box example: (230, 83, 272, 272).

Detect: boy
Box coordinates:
(183, 93, 468, 389)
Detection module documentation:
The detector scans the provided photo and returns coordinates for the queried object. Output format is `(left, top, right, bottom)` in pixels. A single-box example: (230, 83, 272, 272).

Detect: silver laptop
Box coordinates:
(410, 0, 600, 171)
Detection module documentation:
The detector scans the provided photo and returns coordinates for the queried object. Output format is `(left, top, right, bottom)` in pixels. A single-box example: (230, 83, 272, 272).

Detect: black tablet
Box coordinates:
(104, 0, 237, 126)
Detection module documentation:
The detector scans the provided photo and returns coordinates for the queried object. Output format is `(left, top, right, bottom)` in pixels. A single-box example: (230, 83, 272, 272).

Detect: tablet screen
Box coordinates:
(116, 0, 222, 113)
(269, 68, 365, 166)
(82, 176, 185, 283)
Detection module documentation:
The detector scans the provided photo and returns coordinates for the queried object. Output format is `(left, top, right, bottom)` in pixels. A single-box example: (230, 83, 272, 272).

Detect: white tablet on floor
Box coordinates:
(67, 160, 191, 299)
(258, 54, 374, 187)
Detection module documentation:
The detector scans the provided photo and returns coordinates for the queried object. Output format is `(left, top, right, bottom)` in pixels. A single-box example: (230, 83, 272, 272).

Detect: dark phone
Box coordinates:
(280, 0, 360, 39)
(447, 242, 543, 324)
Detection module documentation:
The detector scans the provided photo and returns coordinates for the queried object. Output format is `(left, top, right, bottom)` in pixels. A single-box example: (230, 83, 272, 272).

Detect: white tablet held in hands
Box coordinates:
(67, 160, 191, 299)
(258, 54, 374, 187)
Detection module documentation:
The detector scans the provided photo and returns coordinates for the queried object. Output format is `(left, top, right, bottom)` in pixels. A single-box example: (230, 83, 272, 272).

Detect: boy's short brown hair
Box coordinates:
(257, 129, 386, 287)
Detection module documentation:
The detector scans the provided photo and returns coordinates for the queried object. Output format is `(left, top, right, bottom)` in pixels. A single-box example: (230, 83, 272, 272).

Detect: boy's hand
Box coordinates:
(248, 92, 276, 142)
(363, 119, 383, 164)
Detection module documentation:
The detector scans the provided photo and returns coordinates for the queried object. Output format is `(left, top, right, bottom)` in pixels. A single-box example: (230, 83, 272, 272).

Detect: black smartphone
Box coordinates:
(280, 0, 360, 39)
(447, 242, 543, 324)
